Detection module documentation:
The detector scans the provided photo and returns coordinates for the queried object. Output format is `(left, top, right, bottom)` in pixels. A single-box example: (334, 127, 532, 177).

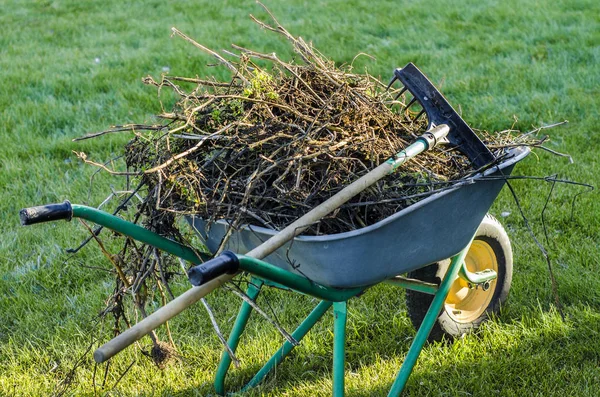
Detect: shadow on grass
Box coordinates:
(162, 302, 600, 396)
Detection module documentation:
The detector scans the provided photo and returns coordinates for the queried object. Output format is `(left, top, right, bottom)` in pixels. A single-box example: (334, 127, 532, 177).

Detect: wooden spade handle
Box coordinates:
(93, 125, 449, 363)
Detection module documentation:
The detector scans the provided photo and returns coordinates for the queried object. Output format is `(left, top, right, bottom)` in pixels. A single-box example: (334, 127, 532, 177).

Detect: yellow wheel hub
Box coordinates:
(444, 239, 498, 323)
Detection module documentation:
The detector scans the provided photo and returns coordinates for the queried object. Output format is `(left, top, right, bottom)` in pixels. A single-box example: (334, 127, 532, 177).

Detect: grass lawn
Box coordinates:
(1, 0, 599, 395)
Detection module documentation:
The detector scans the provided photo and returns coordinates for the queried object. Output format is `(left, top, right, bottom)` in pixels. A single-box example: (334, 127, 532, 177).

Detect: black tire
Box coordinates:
(405, 214, 512, 341)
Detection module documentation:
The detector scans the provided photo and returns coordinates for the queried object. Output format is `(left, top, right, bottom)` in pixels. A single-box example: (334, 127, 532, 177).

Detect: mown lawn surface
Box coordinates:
(1, 0, 599, 395)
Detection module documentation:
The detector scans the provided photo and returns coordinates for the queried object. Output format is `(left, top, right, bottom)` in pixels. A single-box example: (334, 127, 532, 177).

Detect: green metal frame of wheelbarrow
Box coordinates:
(213, 249, 473, 396)
(20, 202, 481, 395)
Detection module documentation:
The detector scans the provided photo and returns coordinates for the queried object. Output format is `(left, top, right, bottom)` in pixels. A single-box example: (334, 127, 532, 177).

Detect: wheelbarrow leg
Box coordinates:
(333, 301, 348, 397)
(215, 276, 334, 395)
(387, 242, 473, 396)
(240, 299, 333, 392)
(214, 277, 264, 395)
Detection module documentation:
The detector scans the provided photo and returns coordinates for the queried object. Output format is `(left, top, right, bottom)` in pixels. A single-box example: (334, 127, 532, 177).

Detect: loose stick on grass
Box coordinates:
(201, 298, 241, 368)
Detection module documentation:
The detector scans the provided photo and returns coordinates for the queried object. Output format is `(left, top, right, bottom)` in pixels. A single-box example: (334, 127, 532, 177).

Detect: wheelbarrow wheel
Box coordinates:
(405, 214, 512, 341)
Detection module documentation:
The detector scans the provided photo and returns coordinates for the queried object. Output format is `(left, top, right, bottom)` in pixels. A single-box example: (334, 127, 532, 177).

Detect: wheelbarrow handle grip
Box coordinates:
(187, 251, 239, 286)
(20, 201, 73, 226)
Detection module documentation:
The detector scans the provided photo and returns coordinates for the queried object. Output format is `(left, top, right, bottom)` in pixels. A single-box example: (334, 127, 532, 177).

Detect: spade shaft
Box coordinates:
(91, 125, 449, 363)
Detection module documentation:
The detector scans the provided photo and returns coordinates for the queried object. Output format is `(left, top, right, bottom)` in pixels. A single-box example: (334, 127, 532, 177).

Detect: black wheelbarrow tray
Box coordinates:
(19, 63, 530, 396)
(191, 147, 527, 289)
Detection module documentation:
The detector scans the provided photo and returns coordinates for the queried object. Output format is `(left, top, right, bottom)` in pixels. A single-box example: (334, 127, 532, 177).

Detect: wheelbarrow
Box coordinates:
(20, 63, 530, 395)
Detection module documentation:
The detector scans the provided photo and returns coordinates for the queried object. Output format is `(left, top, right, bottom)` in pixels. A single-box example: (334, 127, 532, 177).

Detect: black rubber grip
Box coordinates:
(187, 251, 240, 286)
(20, 201, 73, 226)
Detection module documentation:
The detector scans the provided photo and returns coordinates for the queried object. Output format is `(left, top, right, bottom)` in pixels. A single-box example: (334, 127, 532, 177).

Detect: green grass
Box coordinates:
(1, 0, 599, 395)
